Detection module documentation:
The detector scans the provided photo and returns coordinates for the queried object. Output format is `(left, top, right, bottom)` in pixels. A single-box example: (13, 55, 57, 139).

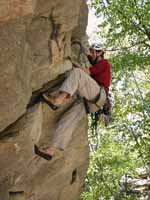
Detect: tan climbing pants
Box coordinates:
(52, 68, 106, 150)
(60, 68, 106, 111)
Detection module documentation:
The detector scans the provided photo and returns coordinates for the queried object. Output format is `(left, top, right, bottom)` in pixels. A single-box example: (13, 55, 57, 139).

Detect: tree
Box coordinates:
(79, 0, 150, 199)
(92, 0, 150, 55)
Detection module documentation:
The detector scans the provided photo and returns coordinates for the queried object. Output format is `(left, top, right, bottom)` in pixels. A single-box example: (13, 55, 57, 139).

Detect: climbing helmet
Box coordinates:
(90, 43, 103, 51)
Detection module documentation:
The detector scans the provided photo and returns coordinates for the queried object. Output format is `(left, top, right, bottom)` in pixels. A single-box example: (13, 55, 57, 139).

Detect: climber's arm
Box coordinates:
(78, 66, 90, 75)
(70, 59, 90, 75)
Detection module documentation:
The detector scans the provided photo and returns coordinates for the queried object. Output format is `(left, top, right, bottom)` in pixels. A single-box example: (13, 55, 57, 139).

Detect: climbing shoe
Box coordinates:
(41, 94, 58, 110)
(34, 144, 53, 161)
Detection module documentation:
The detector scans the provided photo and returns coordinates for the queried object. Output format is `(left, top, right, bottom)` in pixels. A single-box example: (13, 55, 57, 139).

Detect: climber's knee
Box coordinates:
(72, 68, 86, 78)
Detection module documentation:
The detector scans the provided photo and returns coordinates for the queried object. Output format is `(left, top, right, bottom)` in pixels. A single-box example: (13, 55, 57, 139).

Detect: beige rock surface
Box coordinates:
(0, 19, 32, 132)
(0, 0, 88, 132)
(0, 103, 89, 200)
(0, 0, 90, 199)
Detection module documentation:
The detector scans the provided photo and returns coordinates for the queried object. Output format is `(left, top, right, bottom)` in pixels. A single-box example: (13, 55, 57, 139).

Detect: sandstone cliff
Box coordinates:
(0, 1, 89, 199)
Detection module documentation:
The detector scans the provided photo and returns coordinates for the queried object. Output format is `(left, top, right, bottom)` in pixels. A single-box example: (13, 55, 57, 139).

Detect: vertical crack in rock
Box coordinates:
(70, 169, 78, 185)
(50, 14, 61, 50)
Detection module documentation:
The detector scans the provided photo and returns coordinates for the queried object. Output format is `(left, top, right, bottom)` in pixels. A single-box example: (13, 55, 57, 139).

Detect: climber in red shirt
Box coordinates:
(87, 44, 112, 124)
(87, 44, 111, 92)
(71, 43, 111, 92)
(34, 43, 112, 161)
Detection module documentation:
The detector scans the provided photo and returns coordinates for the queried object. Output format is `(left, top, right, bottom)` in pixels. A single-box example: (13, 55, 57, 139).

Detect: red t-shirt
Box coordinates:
(89, 59, 111, 92)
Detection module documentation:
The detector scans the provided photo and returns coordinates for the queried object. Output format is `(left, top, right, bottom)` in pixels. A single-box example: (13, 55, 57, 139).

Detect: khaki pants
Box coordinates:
(52, 68, 106, 149)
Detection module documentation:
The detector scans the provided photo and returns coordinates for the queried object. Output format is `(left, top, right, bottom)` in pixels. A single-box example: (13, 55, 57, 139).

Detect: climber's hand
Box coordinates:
(78, 66, 90, 75)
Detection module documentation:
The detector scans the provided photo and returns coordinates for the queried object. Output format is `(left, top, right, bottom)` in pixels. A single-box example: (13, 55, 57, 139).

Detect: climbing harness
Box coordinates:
(83, 87, 102, 114)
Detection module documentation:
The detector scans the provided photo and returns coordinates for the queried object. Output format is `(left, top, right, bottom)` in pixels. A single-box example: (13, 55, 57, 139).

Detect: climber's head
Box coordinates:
(89, 43, 104, 64)
(90, 43, 104, 58)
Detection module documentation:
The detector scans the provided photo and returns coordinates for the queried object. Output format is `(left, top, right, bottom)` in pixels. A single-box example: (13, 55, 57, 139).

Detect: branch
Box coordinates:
(101, 0, 150, 41)
(132, 0, 150, 40)
(106, 39, 149, 51)
(118, 10, 148, 36)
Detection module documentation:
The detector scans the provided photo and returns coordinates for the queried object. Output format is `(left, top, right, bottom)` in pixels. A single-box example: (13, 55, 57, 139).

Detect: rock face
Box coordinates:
(0, 1, 89, 199)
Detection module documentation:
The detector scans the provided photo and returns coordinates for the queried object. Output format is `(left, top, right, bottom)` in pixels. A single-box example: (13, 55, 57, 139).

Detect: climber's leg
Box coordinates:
(43, 68, 102, 106)
(59, 68, 106, 110)
(51, 102, 86, 150)
(34, 144, 53, 161)
(60, 68, 100, 100)
(35, 102, 86, 160)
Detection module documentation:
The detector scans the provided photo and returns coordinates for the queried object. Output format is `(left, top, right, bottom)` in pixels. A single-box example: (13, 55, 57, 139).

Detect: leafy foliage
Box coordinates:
(92, 0, 150, 54)
(79, 0, 150, 199)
